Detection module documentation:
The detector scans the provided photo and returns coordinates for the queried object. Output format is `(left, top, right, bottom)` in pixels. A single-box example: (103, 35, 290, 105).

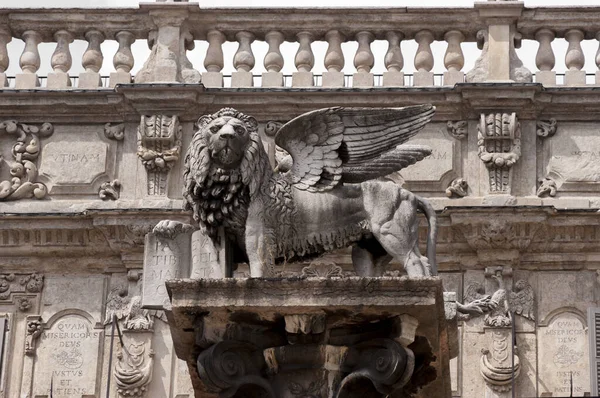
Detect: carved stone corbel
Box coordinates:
(478, 113, 521, 194)
(0, 121, 54, 201)
(536, 118, 557, 138)
(24, 315, 42, 356)
(446, 120, 467, 140)
(137, 115, 182, 196)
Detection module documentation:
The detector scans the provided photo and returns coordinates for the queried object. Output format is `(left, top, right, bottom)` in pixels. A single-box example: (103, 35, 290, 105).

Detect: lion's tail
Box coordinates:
(415, 195, 438, 276)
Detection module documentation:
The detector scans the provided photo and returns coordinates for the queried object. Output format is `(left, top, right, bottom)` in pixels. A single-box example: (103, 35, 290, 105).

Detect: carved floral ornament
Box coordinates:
(446, 120, 467, 140)
(0, 120, 54, 201)
(115, 341, 155, 398)
(0, 272, 44, 301)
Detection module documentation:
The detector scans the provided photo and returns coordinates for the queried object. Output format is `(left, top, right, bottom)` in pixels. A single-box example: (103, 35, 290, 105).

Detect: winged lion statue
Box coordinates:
(155, 105, 438, 278)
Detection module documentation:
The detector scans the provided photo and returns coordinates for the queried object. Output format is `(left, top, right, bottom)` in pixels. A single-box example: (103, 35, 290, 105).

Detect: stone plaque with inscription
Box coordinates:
(190, 229, 229, 279)
(40, 141, 108, 184)
(538, 313, 590, 396)
(142, 232, 191, 309)
(33, 314, 101, 398)
(402, 125, 455, 182)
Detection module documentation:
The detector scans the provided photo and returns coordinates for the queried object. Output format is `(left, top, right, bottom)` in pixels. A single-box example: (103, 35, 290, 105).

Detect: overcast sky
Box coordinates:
(4, 0, 600, 82)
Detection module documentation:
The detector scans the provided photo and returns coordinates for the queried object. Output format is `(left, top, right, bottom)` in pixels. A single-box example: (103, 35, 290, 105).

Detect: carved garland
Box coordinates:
(0, 120, 54, 201)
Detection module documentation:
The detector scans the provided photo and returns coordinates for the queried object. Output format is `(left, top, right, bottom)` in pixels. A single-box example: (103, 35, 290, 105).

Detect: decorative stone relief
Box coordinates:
(264, 120, 283, 137)
(137, 115, 182, 196)
(0, 120, 54, 200)
(105, 286, 166, 331)
(25, 315, 42, 356)
(99, 179, 121, 200)
(462, 267, 535, 327)
(446, 120, 467, 139)
(115, 340, 155, 398)
(477, 113, 521, 194)
(536, 118, 557, 138)
(16, 296, 32, 312)
(537, 177, 557, 197)
(301, 260, 343, 278)
(455, 218, 543, 252)
(480, 329, 520, 392)
(104, 122, 125, 141)
(0, 272, 44, 302)
(446, 177, 468, 198)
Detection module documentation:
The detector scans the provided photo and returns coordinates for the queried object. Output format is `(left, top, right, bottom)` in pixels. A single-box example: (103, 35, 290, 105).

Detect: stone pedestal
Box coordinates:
(413, 71, 434, 86)
(78, 71, 102, 88)
(15, 73, 39, 89)
(46, 72, 71, 89)
(201, 71, 223, 88)
(261, 71, 283, 87)
(383, 71, 404, 87)
(166, 277, 458, 398)
(353, 72, 373, 87)
(231, 71, 253, 87)
(0, 72, 7, 87)
(292, 71, 314, 87)
(565, 70, 586, 86)
(323, 71, 344, 87)
(443, 70, 464, 86)
(109, 71, 132, 87)
(536, 70, 556, 86)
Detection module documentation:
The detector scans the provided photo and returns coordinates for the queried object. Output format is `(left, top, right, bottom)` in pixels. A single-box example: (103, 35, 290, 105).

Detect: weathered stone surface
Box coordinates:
(402, 124, 455, 182)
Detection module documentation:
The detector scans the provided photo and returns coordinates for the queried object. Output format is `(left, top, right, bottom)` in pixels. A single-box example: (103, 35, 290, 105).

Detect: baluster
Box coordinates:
(414, 30, 434, 86)
(323, 30, 345, 87)
(353, 31, 374, 87)
(564, 29, 585, 86)
(47, 30, 73, 89)
(0, 28, 11, 88)
(79, 30, 104, 88)
(15, 30, 41, 89)
(110, 31, 134, 87)
(203, 30, 225, 88)
(292, 31, 314, 87)
(383, 31, 404, 87)
(180, 29, 200, 84)
(262, 31, 284, 87)
(232, 31, 255, 87)
(443, 30, 464, 86)
(596, 32, 600, 86)
(535, 29, 556, 86)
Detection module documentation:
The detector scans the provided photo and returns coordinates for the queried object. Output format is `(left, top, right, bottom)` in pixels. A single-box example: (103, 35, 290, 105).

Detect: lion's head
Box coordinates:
(183, 108, 271, 239)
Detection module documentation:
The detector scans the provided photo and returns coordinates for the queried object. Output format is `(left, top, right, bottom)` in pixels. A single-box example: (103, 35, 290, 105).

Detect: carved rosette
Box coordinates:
(537, 177, 557, 198)
(0, 120, 54, 201)
(104, 122, 125, 141)
(114, 341, 155, 398)
(478, 113, 521, 194)
(137, 115, 182, 196)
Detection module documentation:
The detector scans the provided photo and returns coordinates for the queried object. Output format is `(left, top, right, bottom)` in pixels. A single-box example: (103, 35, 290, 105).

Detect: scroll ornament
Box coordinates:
(0, 121, 54, 201)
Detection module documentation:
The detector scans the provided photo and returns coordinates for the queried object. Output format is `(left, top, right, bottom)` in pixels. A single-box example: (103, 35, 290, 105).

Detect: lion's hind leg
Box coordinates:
(352, 238, 393, 277)
(362, 181, 431, 278)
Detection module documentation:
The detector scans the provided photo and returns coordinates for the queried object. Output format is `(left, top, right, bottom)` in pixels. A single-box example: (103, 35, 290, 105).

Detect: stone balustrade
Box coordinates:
(2, 3, 600, 89)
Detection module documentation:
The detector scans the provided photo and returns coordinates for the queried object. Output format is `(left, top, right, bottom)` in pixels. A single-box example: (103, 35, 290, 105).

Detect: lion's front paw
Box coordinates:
(153, 220, 195, 239)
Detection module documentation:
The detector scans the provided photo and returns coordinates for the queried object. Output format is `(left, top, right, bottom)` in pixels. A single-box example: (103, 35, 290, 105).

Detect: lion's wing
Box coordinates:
(275, 105, 435, 192)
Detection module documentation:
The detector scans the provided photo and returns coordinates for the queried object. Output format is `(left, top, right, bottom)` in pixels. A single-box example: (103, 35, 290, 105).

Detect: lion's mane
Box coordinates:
(183, 108, 272, 241)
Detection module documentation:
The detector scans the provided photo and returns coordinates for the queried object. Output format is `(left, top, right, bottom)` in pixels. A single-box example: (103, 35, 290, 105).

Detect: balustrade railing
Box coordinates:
(1, 3, 600, 90)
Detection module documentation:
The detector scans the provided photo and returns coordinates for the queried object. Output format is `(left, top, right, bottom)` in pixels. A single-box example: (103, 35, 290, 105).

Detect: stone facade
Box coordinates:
(0, 1, 600, 397)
